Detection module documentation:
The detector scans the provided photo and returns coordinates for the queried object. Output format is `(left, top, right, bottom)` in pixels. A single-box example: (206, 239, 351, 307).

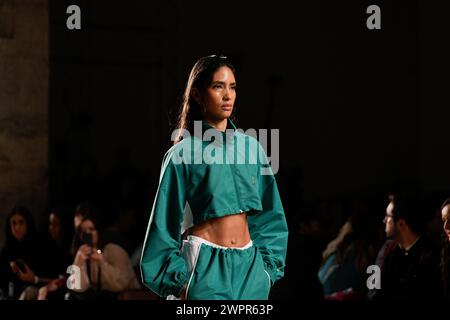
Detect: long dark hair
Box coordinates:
(440, 198, 450, 297)
(4, 206, 37, 248)
(71, 214, 103, 257)
(335, 198, 378, 273)
(47, 206, 73, 250)
(173, 55, 237, 144)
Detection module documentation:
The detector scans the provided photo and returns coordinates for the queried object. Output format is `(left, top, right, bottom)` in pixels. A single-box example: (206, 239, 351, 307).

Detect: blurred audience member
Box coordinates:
(0, 206, 60, 299)
(102, 203, 138, 256)
(36, 209, 74, 300)
(440, 198, 450, 299)
(375, 192, 442, 299)
(318, 198, 378, 299)
(67, 214, 141, 299)
(73, 201, 97, 230)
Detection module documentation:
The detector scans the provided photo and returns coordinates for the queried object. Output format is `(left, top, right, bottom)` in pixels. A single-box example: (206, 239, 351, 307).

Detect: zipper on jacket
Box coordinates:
(228, 141, 242, 211)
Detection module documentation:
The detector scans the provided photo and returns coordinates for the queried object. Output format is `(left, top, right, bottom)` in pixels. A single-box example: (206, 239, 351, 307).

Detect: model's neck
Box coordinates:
(204, 117, 227, 132)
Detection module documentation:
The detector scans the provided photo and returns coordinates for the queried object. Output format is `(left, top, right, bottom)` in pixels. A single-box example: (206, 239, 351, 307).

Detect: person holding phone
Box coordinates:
(67, 214, 141, 299)
(0, 206, 57, 299)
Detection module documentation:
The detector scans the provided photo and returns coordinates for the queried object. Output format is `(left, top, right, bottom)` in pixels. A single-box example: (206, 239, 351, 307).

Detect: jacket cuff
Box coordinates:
(265, 266, 276, 286)
(170, 272, 189, 298)
(263, 261, 283, 286)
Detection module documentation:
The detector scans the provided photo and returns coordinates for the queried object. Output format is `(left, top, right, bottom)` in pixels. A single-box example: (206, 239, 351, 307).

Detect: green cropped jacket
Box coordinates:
(140, 120, 288, 297)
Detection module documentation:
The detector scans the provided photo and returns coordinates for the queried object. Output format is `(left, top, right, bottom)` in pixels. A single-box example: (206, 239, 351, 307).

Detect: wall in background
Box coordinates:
(0, 0, 49, 247)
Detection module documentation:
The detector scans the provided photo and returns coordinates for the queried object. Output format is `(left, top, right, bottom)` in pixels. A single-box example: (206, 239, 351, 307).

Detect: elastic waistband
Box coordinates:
(187, 235, 253, 250)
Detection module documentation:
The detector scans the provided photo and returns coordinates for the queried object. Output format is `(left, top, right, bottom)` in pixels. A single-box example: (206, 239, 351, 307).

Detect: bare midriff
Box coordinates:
(188, 212, 251, 247)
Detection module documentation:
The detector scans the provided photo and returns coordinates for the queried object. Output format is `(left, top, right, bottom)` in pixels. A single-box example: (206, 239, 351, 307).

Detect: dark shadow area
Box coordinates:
(1, 0, 449, 301)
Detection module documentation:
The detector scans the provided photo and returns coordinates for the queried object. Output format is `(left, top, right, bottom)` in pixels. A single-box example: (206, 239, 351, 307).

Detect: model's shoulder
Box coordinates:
(162, 138, 198, 165)
(163, 138, 190, 156)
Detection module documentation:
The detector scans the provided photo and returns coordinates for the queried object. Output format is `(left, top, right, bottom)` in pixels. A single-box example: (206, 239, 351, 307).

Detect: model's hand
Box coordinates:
(179, 285, 188, 300)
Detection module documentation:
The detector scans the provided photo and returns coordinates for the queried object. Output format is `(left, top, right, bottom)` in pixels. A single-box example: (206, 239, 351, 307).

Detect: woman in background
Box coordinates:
(440, 198, 450, 299)
(67, 214, 140, 299)
(0, 206, 56, 299)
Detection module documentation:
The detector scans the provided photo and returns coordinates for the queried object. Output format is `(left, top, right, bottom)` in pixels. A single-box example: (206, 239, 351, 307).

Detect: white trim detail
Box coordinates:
(181, 202, 193, 235)
(264, 269, 272, 288)
(183, 240, 202, 300)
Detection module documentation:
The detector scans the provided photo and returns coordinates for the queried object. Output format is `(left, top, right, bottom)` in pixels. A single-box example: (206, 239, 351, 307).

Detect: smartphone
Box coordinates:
(81, 232, 93, 246)
(15, 259, 27, 273)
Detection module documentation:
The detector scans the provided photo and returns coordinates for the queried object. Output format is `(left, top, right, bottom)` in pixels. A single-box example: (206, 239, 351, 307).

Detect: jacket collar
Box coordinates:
(201, 118, 237, 132)
(200, 119, 237, 144)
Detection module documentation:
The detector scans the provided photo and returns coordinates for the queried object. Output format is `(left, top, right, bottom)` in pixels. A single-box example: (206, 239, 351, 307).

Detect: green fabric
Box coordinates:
(187, 244, 271, 300)
(140, 119, 288, 298)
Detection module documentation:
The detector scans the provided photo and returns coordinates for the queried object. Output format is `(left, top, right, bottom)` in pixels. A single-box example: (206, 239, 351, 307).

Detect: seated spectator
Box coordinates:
(440, 198, 450, 299)
(36, 209, 74, 300)
(318, 198, 378, 299)
(66, 214, 141, 299)
(375, 192, 443, 299)
(73, 201, 96, 230)
(101, 203, 138, 256)
(367, 238, 397, 300)
(0, 206, 61, 299)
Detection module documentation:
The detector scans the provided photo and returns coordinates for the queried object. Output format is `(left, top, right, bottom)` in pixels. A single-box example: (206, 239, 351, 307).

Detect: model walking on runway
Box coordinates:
(140, 55, 288, 300)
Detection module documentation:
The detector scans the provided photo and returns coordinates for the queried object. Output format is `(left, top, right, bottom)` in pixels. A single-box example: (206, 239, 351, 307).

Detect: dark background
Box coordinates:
(47, 0, 450, 298)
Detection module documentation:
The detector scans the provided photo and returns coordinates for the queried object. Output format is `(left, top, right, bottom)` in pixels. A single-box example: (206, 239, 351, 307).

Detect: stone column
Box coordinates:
(0, 0, 48, 247)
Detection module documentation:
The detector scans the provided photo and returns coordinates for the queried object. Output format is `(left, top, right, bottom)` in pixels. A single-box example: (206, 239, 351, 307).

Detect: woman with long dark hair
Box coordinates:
(318, 198, 379, 299)
(140, 55, 288, 300)
(0, 206, 54, 299)
(66, 214, 141, 299)
(440, 198, 450, 299)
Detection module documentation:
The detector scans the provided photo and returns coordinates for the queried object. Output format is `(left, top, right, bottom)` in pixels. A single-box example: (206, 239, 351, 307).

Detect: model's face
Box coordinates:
(384, 201, 396, 238)
(199, 66, 236, 122)
(49, 213, 61, 241)
(442, 204, 450, 242)
(10, 214, 28, 241)
(80, 219, 98, 246)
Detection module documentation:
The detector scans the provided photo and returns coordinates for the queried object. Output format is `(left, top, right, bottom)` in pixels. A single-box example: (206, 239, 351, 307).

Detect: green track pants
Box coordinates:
(175, 235, 271, 300)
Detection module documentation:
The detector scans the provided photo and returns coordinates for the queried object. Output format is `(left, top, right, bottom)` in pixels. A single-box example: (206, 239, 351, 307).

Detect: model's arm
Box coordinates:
(247, 143, 288, 286)
(140, 149, 189, 298)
